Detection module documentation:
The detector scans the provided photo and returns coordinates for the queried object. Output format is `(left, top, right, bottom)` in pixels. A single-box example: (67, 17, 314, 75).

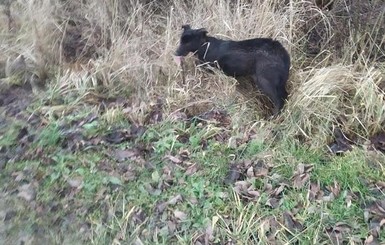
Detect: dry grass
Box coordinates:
(1, 0, 384, 157)
(2, 1, 385, 244)
(1, 1, 383, 148)
(282, 64, 385, 147)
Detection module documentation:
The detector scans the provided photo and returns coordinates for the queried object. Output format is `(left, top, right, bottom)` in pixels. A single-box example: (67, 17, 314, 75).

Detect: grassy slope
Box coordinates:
(0, 0, 385, 244)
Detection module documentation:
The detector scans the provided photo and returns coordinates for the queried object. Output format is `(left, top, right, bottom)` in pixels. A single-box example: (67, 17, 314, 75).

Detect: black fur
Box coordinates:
(175, 25, 290, 114)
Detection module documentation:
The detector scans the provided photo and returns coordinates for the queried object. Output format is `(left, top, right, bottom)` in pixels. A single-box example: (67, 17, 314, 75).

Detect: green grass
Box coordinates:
(1, 107, 385, 244)
(1, 112, 384, 244)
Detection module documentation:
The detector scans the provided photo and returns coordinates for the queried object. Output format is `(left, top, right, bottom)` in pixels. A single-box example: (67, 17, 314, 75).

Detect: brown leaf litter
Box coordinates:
(104, 124, 146, 144)
(164, 150, 199, 176)
(265, 183, 288, 209)
(369, 131, 385, 153)
(364, 200, 385, 240)
(328, 127, 353, 155)
(325, 222, 354, 244)
(308, 180, 323, 201)
(144, 98, 163, 125)
(17, 182, 37, 202)
(194, 109, 232, 128)
(156, 194, 183, 213)
(224, 159, 289, 206)
(292, 163, 313, 189)
(283, 211, 304, 233)
(113, 148, 141, 162)
(173, 210, 188, 221)
(224, 159, 271, 184)
(233, 181, 260, 201)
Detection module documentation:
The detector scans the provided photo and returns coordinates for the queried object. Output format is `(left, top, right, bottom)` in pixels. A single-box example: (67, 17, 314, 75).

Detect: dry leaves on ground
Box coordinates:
(292, 163, 313, 189)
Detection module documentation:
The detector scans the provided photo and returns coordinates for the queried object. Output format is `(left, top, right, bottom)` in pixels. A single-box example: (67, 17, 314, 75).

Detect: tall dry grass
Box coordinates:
(1, 0, 384, 146)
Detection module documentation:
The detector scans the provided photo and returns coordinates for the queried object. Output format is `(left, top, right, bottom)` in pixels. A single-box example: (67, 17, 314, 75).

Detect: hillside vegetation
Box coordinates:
(0, 0, 385, 244)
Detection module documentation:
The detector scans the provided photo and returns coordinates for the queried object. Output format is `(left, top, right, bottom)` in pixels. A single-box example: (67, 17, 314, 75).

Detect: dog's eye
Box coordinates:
(181, 34, 193, 43)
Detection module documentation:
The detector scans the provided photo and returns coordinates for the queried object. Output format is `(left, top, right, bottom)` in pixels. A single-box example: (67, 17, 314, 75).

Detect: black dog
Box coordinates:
(175, 25, 290, 114)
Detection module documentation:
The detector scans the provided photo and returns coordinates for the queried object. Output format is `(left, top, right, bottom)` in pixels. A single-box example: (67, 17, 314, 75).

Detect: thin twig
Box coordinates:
(181, 59, 186, 85)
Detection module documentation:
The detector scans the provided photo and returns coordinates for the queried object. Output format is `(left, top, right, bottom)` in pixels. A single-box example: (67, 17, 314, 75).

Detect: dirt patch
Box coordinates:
(0, 83, 39, 167)
(0, 84, 34, 118)
(61, 19, 111, 63)
(300, 0, 385, 61)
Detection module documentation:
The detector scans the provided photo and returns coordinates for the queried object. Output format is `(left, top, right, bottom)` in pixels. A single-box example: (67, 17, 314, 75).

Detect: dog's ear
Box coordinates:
(182, 24, 191, 31)
(197, 28, 208, 37)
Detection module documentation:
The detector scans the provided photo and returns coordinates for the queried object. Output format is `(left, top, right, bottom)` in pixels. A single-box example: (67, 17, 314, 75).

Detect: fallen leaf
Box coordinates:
(333, 222, 351, 232)
(247, 190, 260, 198)
(264, 183, 273, 193)
(122, 170, 136, 182)
(328, 127, 353, 154)
(67, 177, 83, 188)
(283, 211, 303, 233)
(179, 149, 190, 161)
(246, 166, 254, 178)
(12, 171, 25, 182)
(243, 159, 253, 168)
(132, 209, 146, 225)
(326, 180, 341, 198)
(145, 98, 163, 124)
(145, 183, 161, 196)
(325, 222, 352, 244)
(17, 183, 36, 202)
(365, 235, 374, 244)
(369, 219, 383, 238)
(168, 111, 188, 121)
(174, 210, 187, 221)
(167, 194, 183, 205)
(380, 218, 385, 227)
(234, 180, 260, 201)
(345, 198, 352, 208)
(204, 219, 214, 244)
(156, 202, 168, 213)
(292, 164, 313, 189)
(364, 234, 380, 245)
(366, 200, 385, 218)
(322, 192, 336, 202)
(375, 181, 385, 189)
(375, 200, 385, 214)
(224, 164, 241, 184)
(197, 109, 232, 128)
(253, 160, 270, 177)
(114, 148, 139, 162)
(189, 197, 198, 205)
(104, 129, 131, 144)
(185, 164, 198, 176)
(266, 197, 280, 208)
(234, 181, 251, 191)
(168, 220, 176, 234)
(165, 155, 183, 164)
(271, 184, 287, 196)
